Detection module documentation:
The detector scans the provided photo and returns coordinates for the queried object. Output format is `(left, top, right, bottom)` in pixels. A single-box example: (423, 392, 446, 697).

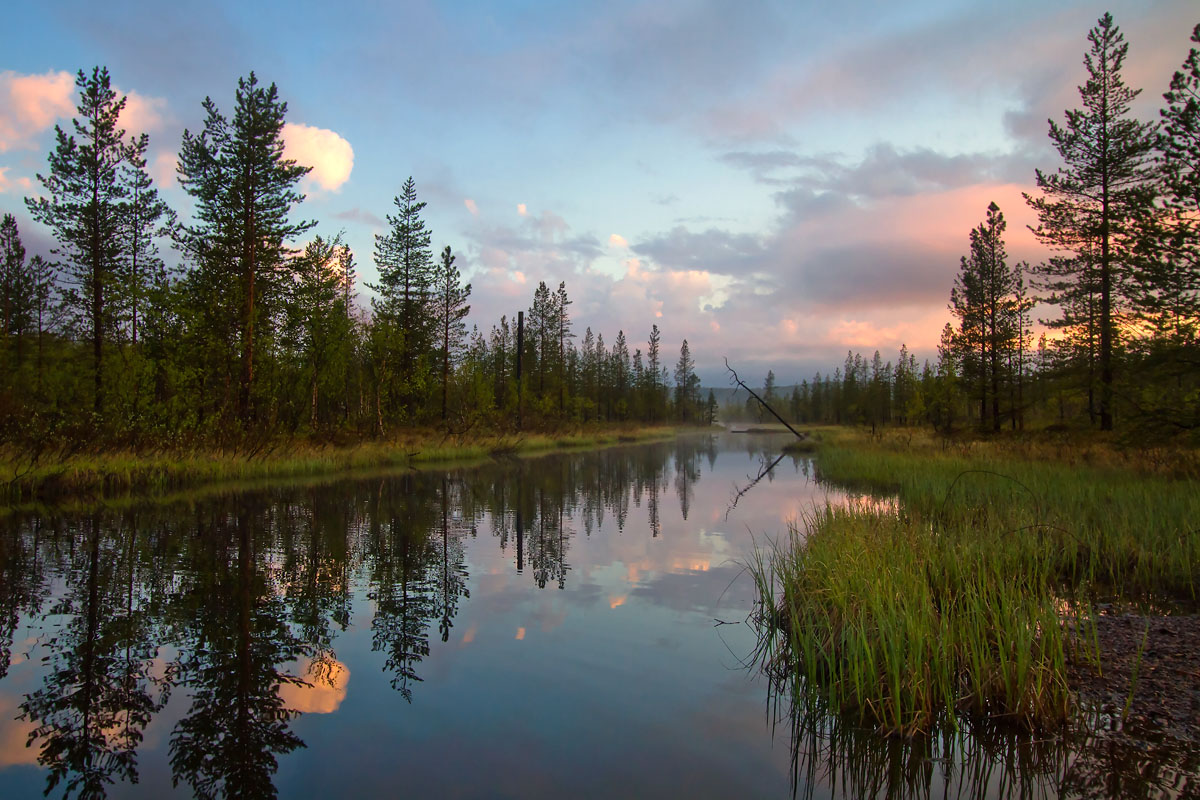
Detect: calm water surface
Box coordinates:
(0, 433, 1173, 798)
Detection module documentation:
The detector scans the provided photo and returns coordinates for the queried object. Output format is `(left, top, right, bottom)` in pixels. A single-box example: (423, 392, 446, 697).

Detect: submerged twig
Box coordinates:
(728, 452, 786, 519)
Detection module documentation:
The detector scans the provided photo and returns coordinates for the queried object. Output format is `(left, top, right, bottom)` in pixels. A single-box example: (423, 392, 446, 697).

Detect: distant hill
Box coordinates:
(700, 385, 803, 406)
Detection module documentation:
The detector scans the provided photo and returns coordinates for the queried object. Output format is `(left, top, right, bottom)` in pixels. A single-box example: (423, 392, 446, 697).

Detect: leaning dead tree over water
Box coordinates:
(725, 359, 806, 440)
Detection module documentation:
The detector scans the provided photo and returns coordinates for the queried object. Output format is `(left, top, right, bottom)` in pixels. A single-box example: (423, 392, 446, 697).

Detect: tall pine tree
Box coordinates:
(177, 72, 313, 422)
(26, 67, 129, 416)
(1024, 13, 1156, 430)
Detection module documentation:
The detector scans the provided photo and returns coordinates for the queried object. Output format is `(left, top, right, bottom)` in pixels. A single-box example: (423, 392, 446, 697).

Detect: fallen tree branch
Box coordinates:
(724, 358, 806, 440)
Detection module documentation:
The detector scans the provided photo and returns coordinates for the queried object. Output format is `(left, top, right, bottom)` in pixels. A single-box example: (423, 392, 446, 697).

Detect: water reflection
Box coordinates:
(0, 434, 1191, 798)
(0, 435, 728, 797)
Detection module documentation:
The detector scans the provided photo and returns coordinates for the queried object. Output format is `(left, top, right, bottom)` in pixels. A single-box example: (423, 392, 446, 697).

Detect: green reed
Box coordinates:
(752, 429, 1198, 736)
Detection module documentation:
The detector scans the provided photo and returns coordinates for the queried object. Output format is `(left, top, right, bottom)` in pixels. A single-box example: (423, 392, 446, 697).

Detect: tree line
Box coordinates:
(0, 69, 708, 446)
(753, 15, 1198, 438)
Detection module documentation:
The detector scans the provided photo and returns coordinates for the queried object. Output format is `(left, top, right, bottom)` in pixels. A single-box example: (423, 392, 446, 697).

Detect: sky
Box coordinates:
(0, 0, 1194, 385)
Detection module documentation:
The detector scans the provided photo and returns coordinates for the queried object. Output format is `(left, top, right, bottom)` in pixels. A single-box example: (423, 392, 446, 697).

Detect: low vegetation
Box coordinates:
(751, 426, 1200, 736)
(0, 425, 677, 507)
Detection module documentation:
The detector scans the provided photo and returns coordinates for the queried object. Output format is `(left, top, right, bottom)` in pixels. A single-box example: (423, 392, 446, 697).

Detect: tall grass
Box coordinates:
(751, 427, 1199, 737)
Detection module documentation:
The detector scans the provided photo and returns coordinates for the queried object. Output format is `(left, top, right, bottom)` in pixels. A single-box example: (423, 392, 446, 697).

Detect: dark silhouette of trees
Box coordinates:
(1024, 13, 1156, 431)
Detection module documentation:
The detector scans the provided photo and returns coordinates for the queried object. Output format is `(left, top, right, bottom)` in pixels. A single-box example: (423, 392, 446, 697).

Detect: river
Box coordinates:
(0, 433, 1166, 798)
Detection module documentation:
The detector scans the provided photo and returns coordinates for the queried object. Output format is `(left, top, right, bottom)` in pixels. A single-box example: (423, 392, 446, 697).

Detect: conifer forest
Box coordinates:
(1, 8, 1199, 800)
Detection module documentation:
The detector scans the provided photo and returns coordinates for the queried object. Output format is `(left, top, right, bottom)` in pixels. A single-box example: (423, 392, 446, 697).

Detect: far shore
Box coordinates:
(0, 425, 686, 510)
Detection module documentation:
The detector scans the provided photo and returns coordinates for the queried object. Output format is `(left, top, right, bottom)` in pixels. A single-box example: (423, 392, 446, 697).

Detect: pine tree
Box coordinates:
(119, 133, 174, 347)
(26, 67, 129, 416)
(555, 282, 572, 415)
(1024, 13, 1156, 430)
(0, 213, 31, 379)
(950, 202, 1023, 431)
(177, 72, 313, 422)
(433, 245, 471, 421)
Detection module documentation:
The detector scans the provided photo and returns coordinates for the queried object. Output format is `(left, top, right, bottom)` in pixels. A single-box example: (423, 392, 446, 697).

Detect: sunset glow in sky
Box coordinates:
(1, 0, 1193, 383)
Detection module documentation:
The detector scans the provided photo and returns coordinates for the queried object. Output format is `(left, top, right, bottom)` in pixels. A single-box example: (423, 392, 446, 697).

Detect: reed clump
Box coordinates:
(752, 427, 1199, 737)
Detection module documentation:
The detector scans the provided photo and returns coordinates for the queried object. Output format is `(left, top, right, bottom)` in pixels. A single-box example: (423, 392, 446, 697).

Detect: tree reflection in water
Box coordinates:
(166, 504, 307, 800)
(5, 434, 1181, 798)
(18, 516, 168, 797)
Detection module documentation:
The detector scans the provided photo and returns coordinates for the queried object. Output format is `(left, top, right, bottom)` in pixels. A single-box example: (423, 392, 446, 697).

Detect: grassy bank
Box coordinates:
(752, 427, 1200, 736)
(0, 425, 678, 507)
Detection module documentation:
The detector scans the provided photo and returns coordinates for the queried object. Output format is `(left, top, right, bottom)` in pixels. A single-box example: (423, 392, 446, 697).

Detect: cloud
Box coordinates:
(634, 227, 771, 279)
(718, 150, 805, 182)
(464, 197, 479, 215)
(282, 122, 354, 192)
(0, 70, 75, 152)
(608, 233, 628, 248)
(0, 166, 33, 194)
(334, 207, 384, 227)
(725, 143, 1038, 203)
(525, 208, 571, 243)
(517, 203, 527, 216)
(117, 89, 169, 136)
(150, 150, 177, 187)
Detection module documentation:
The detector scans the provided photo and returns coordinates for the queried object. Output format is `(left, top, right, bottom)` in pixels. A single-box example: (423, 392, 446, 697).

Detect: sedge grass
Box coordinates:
(752, 426, 1197, 737)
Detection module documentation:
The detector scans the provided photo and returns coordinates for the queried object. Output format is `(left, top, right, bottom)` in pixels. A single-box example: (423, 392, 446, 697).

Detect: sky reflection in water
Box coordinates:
(0, 433, 1142, 799)
(0, 433, 833, 798)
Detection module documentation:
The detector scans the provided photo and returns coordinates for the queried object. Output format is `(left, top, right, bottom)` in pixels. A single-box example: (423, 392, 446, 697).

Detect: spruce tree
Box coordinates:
(1024, 13, 1156, 430)
(286, 234, 350, 428)
(0, 213, 30, 377)
(673, 339, 699, 422)
(371, 177, 434, 414)
(433, 245, 471, 421)
(1142, 23, 1200, 343)
(646, 324, 662, 421)
(119, 133, 175, 349)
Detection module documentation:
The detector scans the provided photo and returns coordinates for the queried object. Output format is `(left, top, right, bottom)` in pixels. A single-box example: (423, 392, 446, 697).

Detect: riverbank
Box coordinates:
(0, 425, 681, 508)
(753, 426, 1200, 737)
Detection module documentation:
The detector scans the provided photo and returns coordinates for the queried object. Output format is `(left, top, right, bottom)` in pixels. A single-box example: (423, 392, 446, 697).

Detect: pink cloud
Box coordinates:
(0, 70, 75, 152)
(151, 150, 178, 187)
(0, 166, 33, 194)
(282, 122, 354, 192)
(117, 89, 169, 136)
(464, 197, 479, 215)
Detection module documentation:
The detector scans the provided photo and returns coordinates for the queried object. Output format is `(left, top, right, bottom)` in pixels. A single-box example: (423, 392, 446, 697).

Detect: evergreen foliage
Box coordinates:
(177, 72, 313, 424)
(1024, 13, 1156, 431)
